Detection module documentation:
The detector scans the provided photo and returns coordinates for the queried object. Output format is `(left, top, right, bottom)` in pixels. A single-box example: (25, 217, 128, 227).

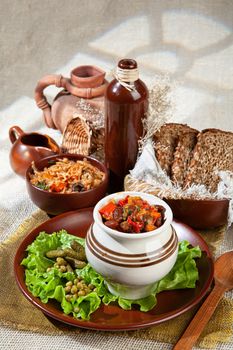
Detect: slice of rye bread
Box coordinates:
(171, 129, 198, 187)
(153, 123, 198, 177)
(184, 128, 233, 193)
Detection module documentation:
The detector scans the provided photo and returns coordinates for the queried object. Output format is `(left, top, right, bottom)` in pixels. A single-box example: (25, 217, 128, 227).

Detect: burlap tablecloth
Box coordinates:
(1, 209, 233, 349)
(1, 2, 233, 348)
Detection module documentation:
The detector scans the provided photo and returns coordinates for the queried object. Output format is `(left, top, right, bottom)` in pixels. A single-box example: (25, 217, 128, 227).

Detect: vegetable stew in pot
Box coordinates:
(99, 195, 166, 233)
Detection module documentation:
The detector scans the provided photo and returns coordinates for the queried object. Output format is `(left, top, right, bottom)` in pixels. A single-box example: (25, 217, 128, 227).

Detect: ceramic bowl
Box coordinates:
(25, 153, 109, 216)
(85, 191, 178, 300)
(165, 198, 229, 229)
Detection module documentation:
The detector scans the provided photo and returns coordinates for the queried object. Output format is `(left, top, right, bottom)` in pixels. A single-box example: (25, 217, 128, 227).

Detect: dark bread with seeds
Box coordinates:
(184, 128, 233, 192)
(153, 123, 198, 177)
(171, 129, 198, 187)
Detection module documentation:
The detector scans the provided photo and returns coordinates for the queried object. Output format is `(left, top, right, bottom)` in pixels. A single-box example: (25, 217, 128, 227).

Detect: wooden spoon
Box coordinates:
(173, 251, 233, 350)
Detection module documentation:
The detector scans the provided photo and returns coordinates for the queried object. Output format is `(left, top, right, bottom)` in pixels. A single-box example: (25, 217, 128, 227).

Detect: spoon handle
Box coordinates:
(173, 284, 226, 350)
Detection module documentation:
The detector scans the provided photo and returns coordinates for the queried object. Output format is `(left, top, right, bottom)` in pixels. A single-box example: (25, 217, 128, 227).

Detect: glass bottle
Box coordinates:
(105, 59, 149, 193)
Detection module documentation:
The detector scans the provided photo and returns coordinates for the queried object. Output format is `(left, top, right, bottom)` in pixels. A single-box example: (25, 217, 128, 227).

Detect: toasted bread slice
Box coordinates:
(153, 123, 198, 177)
(184, 128, 233, 192)
(171, 129, 198, 187)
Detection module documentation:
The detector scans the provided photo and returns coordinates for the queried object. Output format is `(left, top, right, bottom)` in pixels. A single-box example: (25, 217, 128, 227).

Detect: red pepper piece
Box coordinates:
(50, 183, 65, 192)
(118, 195, 129, 207)
(99, 201, 117, 220)
(127, 217, 144, 233)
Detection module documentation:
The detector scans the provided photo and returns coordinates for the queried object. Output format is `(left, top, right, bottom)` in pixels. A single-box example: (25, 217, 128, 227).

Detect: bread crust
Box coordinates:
(184, 128, 233, 192)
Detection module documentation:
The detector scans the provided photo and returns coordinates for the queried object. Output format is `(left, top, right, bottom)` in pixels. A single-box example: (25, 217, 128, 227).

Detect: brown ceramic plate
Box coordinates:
(14, 208, 214, 331)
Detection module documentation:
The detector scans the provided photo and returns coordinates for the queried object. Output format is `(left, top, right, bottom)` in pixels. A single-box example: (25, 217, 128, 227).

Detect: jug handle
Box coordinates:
(9, 126, 24, 144)
(34, 74, 67, 129)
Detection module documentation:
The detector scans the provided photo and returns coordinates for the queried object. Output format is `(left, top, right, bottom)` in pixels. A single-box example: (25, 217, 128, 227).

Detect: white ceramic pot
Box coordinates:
(85, 191, 178, 300)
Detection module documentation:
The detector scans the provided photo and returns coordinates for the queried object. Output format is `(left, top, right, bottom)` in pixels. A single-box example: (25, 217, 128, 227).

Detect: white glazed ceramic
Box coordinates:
(85, 191, 178, 300)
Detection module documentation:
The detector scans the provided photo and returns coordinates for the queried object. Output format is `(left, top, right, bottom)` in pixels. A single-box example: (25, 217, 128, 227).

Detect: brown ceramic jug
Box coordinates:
(9, 126, 60, 178)
(34, 65, 108, 132)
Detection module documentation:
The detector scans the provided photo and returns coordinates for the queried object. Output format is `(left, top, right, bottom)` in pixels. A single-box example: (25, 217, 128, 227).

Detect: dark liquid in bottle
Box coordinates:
(105, 59, 148, 193)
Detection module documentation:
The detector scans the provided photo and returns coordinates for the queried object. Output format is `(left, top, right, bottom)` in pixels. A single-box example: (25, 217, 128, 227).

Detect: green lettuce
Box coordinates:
(155, 240, 202, 294)
(21, 230, 201, 320)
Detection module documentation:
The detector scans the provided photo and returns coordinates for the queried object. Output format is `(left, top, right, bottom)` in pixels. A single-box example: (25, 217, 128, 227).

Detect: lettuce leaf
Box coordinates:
(118, 295, 157, 312)
(21, 230, 201, 320)
(155, 240, 202, 294)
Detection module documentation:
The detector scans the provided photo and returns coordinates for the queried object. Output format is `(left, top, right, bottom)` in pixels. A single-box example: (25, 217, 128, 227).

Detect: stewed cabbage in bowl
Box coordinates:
(26, 153, 109, 215)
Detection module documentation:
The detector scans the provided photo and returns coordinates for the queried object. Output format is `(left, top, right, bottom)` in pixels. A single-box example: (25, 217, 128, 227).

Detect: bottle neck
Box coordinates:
(115, 66, 139, 83)
(114, 66, 139, 91)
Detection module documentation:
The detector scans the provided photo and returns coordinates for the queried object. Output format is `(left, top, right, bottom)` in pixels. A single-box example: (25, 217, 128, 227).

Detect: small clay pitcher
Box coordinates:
(9, 126, 60, 178)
